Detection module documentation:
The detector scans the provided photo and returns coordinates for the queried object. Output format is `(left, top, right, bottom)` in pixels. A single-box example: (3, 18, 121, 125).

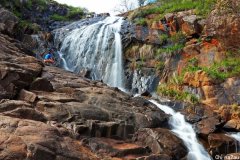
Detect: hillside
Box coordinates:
(0, 0, 239, 159)
(0, 0, 87, 38)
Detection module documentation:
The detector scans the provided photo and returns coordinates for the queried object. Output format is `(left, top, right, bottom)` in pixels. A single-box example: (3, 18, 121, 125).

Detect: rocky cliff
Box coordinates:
(0, 0, 240, 159)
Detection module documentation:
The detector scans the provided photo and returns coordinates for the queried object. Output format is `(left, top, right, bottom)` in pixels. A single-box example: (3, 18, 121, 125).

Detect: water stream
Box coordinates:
(54, 16, 213, 159)
(150, 100, 211, 160)
(228, 133, 240, 153)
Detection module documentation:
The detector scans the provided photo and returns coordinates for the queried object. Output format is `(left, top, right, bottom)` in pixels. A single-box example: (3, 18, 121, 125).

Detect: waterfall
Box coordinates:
(55, 16, 124, 89)
(150, 100, 211, 160)
(228, 133, 240, 152)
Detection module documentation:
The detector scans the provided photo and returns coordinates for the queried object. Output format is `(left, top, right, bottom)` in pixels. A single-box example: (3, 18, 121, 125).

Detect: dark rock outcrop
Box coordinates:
(205, 0, 240, 50)
(0, 33, 43, 99)
(133, 128, 188, 159)
(0, 7, 19, 36)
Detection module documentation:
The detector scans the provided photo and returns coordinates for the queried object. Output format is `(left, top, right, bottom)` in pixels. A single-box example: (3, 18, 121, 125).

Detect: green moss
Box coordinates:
(135, 18, 148, 26)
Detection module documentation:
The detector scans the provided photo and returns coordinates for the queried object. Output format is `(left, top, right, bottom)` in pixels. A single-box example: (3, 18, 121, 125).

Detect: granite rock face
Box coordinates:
(0, 32, 189, 159)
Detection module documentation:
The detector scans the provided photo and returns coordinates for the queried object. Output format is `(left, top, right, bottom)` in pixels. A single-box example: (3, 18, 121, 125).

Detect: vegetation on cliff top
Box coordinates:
(131, 0, 216, 26)
(0, 0, 86, 32)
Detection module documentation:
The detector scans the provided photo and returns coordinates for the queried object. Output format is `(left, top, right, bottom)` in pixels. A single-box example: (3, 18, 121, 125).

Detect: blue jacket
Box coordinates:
(44, 53, 53, 60)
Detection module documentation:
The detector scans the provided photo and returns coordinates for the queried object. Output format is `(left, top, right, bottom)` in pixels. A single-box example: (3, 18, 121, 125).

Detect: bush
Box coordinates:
(67, 7, 84, 19)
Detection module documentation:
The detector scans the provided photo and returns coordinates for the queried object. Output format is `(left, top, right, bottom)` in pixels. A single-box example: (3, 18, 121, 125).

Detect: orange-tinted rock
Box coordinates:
(0, 115, 98, 160)
(182, 15, 201, 36)
(151, 21, 166, 31)
(183, 71, 213, 87)
(224, 119, 240, 131)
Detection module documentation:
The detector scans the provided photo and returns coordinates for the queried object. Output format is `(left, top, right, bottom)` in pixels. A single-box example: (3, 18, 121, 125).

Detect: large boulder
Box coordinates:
(133, 128, 188, 159)
(0, 115, 98, 160)
(0, 7, 19, 35)
(208, 133, 238, 158)
(195, 116, 223, 139)
(0, 33, 43, 99)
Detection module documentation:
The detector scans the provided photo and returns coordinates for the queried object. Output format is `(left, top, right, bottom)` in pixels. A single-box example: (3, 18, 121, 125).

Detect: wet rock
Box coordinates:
(133, 128, 188, 159)
(195, 116, 223, 139)
(30, 78, 54, 92)
(208, 133, 238, 158)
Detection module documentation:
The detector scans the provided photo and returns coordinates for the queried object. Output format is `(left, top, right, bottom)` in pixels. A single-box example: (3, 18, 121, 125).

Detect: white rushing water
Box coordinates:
(228, 133, 240, 152)
(150, 100, 211, 160)
(56, 16, 124, 89)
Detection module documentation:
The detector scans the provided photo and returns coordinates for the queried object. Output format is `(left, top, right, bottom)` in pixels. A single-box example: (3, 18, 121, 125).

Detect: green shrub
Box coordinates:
(67, 7, 84, 19)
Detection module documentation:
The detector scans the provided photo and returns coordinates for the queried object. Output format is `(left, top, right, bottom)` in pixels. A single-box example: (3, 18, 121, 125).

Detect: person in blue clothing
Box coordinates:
(42, 49, 55, 64)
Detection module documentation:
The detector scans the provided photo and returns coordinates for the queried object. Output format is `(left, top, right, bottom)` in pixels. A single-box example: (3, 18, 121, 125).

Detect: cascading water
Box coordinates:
(55, 16, 124, 88)
(228, 133, 240, 152)
(150, 100, 211, 160)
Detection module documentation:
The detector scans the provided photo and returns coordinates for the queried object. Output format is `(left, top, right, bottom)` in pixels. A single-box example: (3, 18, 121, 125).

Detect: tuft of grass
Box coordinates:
(157, 43, 184, 55)
(132, 0, 216, 21)
(135, 18, 148, 26)
(157, 84, 199, 104)
(159, 33, 169, 44)
(181, 57, 240, 81)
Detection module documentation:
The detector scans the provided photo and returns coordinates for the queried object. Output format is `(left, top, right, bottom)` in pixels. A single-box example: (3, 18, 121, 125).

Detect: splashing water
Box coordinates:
(150, 100, 211, 160)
